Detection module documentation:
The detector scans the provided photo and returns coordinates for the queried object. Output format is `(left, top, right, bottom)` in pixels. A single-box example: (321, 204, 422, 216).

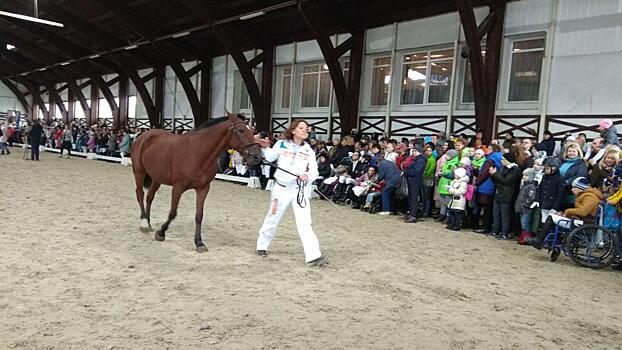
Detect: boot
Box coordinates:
(435, 215, 446, 223)
(524, 236, 542, 250)
(517, 230, 531, 245)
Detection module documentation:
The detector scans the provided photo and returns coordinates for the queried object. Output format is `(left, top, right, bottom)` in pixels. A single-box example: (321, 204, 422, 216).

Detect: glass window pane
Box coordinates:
(403, 52, 428, 63)
(303, 65, 319, 73)
(428, 61, 452, 103)
(429, 50, 454, 60)
(509, 50, 544, 101)
(281, 75, 291, 109)
(371, 63, 391, 106)
(373, 57, 391, 66)
(318, 71, 331, 107)
(284, 67, 292, 75)
(301, 73, 319, 107)
(462, 62, 474, 103)
(401, 64, 426, 104)
(513, 39, 545, 51)
(240, 81, 250, 109)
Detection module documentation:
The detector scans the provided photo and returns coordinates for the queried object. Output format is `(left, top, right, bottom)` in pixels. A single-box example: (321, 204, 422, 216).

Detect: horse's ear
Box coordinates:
(225, 110, 236, 120)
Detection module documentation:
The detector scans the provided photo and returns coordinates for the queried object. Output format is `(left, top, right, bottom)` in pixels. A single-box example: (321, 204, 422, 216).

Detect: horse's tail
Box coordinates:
(143, 173, 152, 189)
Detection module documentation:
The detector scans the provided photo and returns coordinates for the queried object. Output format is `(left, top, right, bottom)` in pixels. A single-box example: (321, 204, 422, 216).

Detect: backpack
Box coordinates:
(465, 184, 475, 201)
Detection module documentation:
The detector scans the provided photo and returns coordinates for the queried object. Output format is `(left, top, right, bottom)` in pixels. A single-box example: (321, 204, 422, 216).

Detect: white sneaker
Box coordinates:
(378, 211, 390, 216)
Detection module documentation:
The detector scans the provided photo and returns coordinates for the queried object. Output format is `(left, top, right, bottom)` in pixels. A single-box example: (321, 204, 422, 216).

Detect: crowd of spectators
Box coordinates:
(221, 120, 622, 270)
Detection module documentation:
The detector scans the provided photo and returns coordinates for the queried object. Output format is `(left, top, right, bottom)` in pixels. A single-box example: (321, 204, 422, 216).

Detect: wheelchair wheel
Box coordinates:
(565, 224, 619, 269)
(549, 248, 561, 262)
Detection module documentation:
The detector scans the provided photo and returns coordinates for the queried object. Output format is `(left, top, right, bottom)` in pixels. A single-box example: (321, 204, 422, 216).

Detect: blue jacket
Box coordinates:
(378, 160, 401, 188)
(602, 126, 619, 146)
(404, 155, 426, 179)
(477, 151, 503, 195)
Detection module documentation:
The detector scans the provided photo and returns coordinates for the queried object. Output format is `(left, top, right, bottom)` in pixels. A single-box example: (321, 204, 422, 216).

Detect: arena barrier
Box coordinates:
(14, 143, 261, 188)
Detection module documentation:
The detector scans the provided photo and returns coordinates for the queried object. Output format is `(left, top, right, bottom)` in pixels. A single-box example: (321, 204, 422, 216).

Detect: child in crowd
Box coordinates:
(489, 152, 522, 239)
(436, 149, 459, 223)
(515, 168, 538, 244)
(446, 167, 469, 231)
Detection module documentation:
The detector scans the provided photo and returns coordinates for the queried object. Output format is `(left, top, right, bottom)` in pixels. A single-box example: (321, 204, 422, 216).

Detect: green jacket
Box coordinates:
(438, 156, 460, 195)
(423, 156, 436, 180)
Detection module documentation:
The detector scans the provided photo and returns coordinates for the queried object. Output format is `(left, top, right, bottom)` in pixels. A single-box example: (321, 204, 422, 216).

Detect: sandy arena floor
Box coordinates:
(1, 149, 621, 350)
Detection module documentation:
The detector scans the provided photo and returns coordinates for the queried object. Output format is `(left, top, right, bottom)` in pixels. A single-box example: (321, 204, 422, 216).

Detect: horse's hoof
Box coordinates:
(154, 231, 165, 241)
(196, 245, 208, 253)
(140, 226, 153, 233)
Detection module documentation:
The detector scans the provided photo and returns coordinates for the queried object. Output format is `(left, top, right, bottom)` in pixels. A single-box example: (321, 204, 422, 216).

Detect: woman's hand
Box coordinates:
(488, 166, 497, 175)
(253, 134, 271, 148)
(299, 174, 309, 182)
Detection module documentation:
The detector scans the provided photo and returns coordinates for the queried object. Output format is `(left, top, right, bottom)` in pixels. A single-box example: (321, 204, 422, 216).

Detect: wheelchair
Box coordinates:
(542, 205, 619, 268)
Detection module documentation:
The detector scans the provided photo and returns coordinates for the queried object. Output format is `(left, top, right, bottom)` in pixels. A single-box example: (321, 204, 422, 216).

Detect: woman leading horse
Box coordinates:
(131, 112, 261, 252)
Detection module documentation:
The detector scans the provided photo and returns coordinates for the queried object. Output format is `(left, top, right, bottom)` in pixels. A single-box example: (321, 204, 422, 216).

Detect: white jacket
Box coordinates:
(0, 125, 7, 143)
(262, 139, 319, 188)
(447, 176, 469, 210)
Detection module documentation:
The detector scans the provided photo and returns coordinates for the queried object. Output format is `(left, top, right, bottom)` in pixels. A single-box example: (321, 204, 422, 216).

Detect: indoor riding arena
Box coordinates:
(2, 0, 622, 349)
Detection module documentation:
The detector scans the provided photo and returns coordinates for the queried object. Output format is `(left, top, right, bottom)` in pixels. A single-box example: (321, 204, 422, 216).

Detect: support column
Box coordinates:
(118, 75, 129, 130)
(154, 66, 165, 128)
(260, 44, 274, 133)
(457, 0, 507, 141)
(199, 60, 211, 125)
(90, 81, 99, 127)
(68, 89, 75, 124)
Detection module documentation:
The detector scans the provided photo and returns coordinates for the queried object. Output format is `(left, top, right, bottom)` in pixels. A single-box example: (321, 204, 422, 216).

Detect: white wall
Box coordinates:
(0, 81, 21, 113)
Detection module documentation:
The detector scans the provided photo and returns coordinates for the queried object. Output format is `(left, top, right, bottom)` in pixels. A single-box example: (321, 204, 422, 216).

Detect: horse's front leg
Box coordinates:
(194, 185, 210, 253)
(155, 186, 184, 242)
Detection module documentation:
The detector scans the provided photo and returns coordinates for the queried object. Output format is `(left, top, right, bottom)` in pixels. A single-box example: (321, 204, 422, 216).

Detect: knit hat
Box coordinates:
(385, 152, 398, 162)
(522, 168, 536, 181)
(599, 118, 613, 130)
(572, 176, 590, 190)
(502, 152, 517, 164)
(543, 156, 561, 168)
(397, 143, 407, 152)
(474, 149, 485, 157)
(566, 135, 576, 142)
(445, 149, 457, 159)
(413, 145, 424, 154)
(459, 156, 471, 167)
(454, 167, 467, 179)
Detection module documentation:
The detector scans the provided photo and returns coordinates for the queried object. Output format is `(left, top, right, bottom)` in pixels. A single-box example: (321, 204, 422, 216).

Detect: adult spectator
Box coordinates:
(535, 130, 556, 156)
(350, 151, 366, 178)
(559, 142, 588, 207)
(403, 145, 426, 223)
(377, 152, 401, 216)
(473, 144, 503, 234)
(584, 137, 605, 167)
(0, 121, 9, 155)
(516, 138, 535, 169)
(598, 118, 619, 146)
(119, 130, 132, 158)
(421, 144, 436, 218)
(468, 129, 486, 149)
(59, 124, 73, 159)
(589, 146, 620, 189)
(28, 120, 43, 161)
(502, 132, 515, 150)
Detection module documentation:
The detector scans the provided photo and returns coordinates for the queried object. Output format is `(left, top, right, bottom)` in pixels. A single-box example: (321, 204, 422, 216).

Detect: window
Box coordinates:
(281, 67, 292, 109)
(508, 38, 545, 102)
(343, 61, 350, 88)
(234, 70, 251, 110)
(401, 49, 453, 105)
(370, 57, 391, 106)
(462, 45, 486, 103)
(301, 64, 331, 108)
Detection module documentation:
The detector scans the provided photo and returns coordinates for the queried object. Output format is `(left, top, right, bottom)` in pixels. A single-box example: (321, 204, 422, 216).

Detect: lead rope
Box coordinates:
(297, 178, 307, 208)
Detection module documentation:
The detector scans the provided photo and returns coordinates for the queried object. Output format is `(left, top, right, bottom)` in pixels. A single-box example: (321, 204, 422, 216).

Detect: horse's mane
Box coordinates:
(193, 114, 246, 131)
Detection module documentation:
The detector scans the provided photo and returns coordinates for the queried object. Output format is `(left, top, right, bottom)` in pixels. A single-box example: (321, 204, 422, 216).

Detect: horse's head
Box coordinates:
(226, 112, 262, 166)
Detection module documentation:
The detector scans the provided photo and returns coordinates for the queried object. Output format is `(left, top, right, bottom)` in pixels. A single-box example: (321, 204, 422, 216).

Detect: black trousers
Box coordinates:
(30, 142, 40, 160)
(406, 177, 422, 219)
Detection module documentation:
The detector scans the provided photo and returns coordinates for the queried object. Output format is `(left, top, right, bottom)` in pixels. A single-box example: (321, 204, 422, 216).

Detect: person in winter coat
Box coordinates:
(316, 153, 332, 183)
(403, 145, 427, 223)
(589, 146, 619, 190)
(473, 145, 503, 234)
(559, 142, 588, 207)
(86, 131, 96, 152)
(436, 149, 459, 223)
(119, 131, 132, 158)
(421, 144, 437, 218)
(526, 177, 603, 249)
(598, 118, 619, 146)
(489, 152, 522, 239)
(535, 130, 556, 156)
(377, 152, 401, 215)
(531, 157, 566, 222)
(515, 168, 538, 244)
(28, 120, 44, 161)
(446, 167, 469, 231)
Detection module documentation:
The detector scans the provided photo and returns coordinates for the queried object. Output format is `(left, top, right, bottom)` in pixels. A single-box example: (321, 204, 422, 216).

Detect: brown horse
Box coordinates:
(130, 112, 261, 252)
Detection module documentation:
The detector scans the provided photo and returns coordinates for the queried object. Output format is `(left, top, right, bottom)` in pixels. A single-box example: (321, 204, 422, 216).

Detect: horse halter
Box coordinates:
(229, 120, 261, 161)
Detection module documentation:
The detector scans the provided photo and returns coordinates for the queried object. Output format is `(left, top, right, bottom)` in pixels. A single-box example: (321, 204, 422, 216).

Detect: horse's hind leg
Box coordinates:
(142, 182, 161, 232)
(194, 185, 211, 253)
(155, 186, 185, 242)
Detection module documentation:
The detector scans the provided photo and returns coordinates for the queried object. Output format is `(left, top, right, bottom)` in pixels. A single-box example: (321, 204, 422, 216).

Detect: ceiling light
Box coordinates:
(89, 54, 100, 59)
(6, 44, 16, 50)
(0, 10, 64, 27)
(239, 11, 265, 21)
(125, 45, 138, 50)
(172, 31, 191, 39)
(20, 72, 28, 76)
(38, 67, 47, 71)
(61, 62, 70, 66)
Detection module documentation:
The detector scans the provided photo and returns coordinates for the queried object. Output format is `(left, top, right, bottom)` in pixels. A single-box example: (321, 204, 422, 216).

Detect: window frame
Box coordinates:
(505, 36, 546, 104)
(369, 56, 392, 107)
(299, 63, 331, 109)
(398, 47, 454, 106)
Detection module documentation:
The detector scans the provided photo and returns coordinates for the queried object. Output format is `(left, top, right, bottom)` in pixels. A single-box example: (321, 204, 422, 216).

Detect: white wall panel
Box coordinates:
(504, 0, 552, 35)
(366, 25, 394, 54)
(397, 13, 459, 49)
(211, 55, 226, 118)
(0, 81, 18, 112)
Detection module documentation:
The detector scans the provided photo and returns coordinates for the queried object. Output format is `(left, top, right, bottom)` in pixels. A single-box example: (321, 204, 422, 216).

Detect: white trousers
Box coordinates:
(257, 183, 322, 263)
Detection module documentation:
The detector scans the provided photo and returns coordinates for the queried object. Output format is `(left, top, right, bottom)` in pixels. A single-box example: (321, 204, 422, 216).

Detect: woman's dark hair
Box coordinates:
(445, 140, 455, 150)
(282, 119, 308, 141)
